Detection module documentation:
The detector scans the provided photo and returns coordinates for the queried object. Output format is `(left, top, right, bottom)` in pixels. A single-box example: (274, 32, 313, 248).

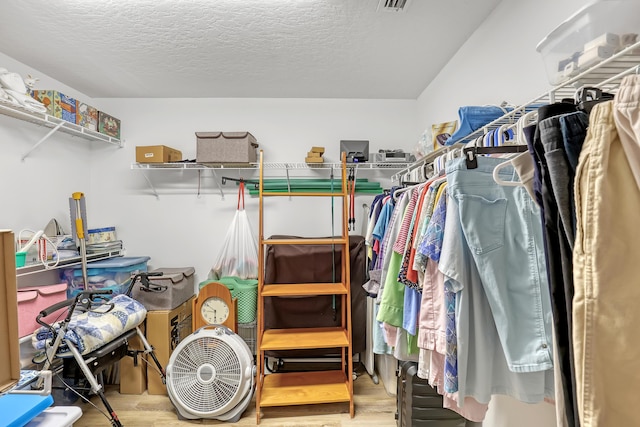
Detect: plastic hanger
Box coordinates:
(492, 110, 537, 185)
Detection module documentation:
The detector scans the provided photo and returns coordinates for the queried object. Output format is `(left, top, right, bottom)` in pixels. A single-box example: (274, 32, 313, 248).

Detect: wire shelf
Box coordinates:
(391, 41, 640, 182)
(0, 99, 122, 146)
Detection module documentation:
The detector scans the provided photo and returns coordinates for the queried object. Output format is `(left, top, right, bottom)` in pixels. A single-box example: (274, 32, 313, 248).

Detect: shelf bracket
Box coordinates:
(139, 170, 159, 199)
(21, 121, 65, 161)
(285, 163, 291, 200)
(210, 168, 225, 200)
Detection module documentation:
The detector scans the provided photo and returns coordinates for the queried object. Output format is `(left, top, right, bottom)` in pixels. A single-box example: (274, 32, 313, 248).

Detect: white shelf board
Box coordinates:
(0, 98, 122, 146)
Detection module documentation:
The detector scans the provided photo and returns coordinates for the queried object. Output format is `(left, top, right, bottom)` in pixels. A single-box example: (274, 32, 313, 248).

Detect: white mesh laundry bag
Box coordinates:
(209, 182, 258, 280)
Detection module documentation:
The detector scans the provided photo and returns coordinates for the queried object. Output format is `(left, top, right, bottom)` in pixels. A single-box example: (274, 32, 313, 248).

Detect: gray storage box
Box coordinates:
(131, 267, 196, 311)
(195, 132, 259, 164)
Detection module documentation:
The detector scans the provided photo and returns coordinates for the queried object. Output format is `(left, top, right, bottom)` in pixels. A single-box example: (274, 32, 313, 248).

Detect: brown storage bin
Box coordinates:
(195, 132, 258, 164)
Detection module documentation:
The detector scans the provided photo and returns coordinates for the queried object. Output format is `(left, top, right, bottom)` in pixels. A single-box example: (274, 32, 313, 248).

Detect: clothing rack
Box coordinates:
(391, 39, 640, 182)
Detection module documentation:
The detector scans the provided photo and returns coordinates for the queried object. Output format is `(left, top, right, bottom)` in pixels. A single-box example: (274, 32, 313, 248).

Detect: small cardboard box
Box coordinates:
(195, 132, 258, 164)
(136, 145, 182, 163)
(76, 101, 98, 131)
(98, 111, 121, 139)
(145, 296, 194, 395)
(119, 324, 147, 395)
(31, 90, 76, 124)
(0, 230, 20, 392)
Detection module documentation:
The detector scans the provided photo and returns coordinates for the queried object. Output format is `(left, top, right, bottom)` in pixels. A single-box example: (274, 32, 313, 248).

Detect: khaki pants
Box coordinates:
(573, 85, 640, 426)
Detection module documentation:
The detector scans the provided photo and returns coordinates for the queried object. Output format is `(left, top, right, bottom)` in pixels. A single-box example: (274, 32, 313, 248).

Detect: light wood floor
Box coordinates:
(72, 366, 397, 427)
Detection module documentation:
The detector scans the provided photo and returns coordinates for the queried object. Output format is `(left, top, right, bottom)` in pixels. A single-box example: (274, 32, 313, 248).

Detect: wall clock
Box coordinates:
(193, 281, 237, 333)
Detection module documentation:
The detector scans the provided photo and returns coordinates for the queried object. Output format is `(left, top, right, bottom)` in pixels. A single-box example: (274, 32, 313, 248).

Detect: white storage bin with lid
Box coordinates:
(536, 0, 640, 85)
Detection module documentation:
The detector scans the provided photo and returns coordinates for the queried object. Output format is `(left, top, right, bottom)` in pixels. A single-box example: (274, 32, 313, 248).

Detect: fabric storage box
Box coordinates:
(195, 132, 258, 164)
(135, 145, 182, 163)
(60, 256, 150, 299)
(536, 0, 640, 85)
(131, 267, 196, 311)
(17, 283, 68, 337)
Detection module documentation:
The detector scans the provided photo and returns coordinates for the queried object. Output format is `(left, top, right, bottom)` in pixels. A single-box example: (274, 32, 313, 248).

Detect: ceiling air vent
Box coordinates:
(377, 0, 412, 12)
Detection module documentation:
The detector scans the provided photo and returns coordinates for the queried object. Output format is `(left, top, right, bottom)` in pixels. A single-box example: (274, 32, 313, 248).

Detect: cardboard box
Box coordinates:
(31, 90, 77, 124)
(135, 145, 182, 163)
(98, 111, 121, 139)
(195, 132, 258, 164)
(119, 325, 147, 395)
(0, 230, 20, 392)
(76, 101, 98, 131)
(145, 297, 194, 395)
(305, 156, 324, 164)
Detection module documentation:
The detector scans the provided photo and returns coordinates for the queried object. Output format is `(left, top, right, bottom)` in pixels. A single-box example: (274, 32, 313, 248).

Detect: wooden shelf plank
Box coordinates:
(261, 327, 348, 351)
(263, 238, 347, 245)
(262, 191, 347, 197)
(262, 283, 347, 297)
(260, 371, 350, 407)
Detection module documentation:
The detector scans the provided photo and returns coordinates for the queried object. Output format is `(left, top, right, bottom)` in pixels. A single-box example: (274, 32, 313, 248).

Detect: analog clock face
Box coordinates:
(200, 296, 230, 324)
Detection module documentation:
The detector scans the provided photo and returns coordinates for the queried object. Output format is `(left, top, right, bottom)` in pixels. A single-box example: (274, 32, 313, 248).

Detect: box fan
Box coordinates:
(165, 325, 255, 422)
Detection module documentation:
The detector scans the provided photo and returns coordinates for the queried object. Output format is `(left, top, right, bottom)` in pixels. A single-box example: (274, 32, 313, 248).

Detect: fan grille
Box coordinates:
(169, 336, 242, 413)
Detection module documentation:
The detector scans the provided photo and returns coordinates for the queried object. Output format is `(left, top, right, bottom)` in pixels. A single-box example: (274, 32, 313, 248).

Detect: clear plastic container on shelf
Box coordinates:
(536, 0, 640, 86)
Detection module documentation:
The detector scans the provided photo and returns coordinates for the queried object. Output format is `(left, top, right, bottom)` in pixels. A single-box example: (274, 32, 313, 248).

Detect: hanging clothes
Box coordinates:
(573, 75, 640, 426)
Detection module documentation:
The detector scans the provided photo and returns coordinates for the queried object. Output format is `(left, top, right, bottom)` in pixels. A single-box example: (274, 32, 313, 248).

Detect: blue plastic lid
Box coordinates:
(87, 227, 116, 233)
(70, 256, 150, 269)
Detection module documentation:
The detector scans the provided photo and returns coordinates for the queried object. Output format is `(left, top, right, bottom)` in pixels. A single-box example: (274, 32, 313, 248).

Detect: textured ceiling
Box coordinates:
(0, 0, 501, 99)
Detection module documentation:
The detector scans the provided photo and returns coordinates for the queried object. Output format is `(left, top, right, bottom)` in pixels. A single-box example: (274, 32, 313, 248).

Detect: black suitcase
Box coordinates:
(396, 361, 467, 427)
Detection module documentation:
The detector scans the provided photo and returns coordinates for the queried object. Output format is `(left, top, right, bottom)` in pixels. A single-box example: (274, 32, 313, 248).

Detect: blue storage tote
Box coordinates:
(60, 256, 150, 298)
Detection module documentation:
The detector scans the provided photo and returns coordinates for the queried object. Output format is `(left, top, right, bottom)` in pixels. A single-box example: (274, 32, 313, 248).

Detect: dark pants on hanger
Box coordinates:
(534, 106, 587, 427)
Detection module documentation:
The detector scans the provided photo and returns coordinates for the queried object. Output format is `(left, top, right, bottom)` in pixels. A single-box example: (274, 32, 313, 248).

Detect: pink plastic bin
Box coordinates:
(17, 283, 68, 337)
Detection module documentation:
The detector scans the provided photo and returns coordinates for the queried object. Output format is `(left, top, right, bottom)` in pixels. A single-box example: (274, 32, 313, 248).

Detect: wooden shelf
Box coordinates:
(262, 283, 347, 297)
(256, 150, 354, 423)
(263, 237, 347, 246)
(260, 371, 350, 407)
(261, 327, 349, 351)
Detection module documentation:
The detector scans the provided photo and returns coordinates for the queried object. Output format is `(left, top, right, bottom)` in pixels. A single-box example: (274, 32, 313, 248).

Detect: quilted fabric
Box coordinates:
(32, 294, 146, 357)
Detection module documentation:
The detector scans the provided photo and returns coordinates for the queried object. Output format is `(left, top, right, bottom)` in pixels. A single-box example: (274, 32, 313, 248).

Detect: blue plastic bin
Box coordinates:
(60, 256, 150, 298)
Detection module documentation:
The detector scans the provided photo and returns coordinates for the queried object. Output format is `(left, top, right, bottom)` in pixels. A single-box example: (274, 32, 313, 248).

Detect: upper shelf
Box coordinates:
(131, 161, 412, 171)
(0, 98, 123, 157)
(391, 40, 640, 181)
(16, 249, 124, 278)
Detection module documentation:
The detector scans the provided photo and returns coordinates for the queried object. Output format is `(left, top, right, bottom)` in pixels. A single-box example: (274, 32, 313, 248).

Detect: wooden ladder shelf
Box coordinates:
(255, 150, 354, 423)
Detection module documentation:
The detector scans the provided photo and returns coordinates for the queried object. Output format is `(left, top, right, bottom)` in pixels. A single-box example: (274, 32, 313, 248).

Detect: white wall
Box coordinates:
(415, 1, 587, 426)
(417, 0, 586, 132)
(0, 51, 102, 237)
(89, 97, 419, 283)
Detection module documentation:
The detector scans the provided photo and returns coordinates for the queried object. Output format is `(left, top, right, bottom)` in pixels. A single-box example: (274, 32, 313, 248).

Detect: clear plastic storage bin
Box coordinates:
(60, 256, 150, 298)
(536, 0, 640, 85)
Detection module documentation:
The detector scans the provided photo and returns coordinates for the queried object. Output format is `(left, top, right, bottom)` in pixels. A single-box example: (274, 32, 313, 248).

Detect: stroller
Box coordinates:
(32, 273, 166, 427)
